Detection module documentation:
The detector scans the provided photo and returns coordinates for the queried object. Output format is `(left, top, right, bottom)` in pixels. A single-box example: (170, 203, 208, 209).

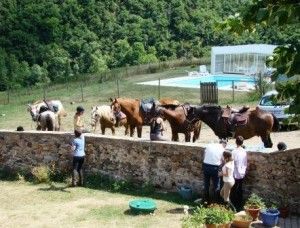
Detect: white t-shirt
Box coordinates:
(232, 147, 247, 179)
(203, 143, 224, 166)
(222, 161, 235, 183)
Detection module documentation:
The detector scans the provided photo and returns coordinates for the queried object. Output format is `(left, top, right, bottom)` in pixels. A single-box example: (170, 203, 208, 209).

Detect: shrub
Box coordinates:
(31, 166, 50, 183)
(182, 204, 234, 227)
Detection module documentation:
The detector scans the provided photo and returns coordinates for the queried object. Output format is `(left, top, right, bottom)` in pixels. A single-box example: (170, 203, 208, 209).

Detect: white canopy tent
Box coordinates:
(211, 44, 277, 75)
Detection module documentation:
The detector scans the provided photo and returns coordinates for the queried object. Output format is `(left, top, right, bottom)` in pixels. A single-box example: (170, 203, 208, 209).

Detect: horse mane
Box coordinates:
(202, 104, 222, 113)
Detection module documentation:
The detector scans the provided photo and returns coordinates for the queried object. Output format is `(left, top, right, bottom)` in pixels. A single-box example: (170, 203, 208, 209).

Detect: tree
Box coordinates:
(219, 0, 300, 114)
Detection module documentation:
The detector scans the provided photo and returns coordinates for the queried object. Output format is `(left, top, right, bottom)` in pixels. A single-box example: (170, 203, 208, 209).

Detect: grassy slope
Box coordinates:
(0, 66, 258, 130)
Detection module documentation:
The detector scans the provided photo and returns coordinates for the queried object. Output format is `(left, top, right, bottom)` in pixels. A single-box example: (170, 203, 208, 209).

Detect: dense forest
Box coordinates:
(0, 0, 298, 90)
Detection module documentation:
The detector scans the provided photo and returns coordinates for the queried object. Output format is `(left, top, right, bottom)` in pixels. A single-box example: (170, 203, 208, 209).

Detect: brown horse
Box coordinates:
(191, 105, 279, 148)
(158, 104, 202, 142)
(110, 97, 179, 138)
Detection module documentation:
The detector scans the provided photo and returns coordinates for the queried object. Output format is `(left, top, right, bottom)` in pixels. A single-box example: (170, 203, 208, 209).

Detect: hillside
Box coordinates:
(1, 0, 295, 91)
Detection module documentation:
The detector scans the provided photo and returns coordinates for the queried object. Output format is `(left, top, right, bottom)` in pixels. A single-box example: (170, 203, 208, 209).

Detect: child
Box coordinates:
(74, 106, 85, 132)
(71, 130, 85, 186)
(219, 150, 235, 211)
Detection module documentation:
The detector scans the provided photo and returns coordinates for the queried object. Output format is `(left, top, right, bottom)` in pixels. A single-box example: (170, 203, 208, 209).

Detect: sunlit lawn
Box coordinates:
(0, 180, 190, 228)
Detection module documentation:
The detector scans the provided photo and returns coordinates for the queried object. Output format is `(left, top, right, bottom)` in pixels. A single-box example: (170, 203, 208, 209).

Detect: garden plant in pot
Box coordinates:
(279, 194, 289, 218)
(182, 204, 234, 228)
(204, 205, 234, 228)
(260, 202, 280, 227)
(244, 193, 265, 221)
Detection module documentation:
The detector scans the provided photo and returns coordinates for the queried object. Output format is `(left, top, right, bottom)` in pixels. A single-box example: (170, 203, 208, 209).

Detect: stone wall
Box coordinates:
(0, 131, 299, 213)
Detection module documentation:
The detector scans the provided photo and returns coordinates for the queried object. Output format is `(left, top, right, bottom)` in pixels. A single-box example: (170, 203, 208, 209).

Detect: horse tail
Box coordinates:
(271, 113, 280, 132)
(46, 114, 54, 131)
(193, 120, 202, 142)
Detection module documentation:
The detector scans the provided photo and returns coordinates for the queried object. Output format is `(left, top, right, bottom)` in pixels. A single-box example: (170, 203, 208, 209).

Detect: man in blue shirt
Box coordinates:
(71, 130, 85, 186)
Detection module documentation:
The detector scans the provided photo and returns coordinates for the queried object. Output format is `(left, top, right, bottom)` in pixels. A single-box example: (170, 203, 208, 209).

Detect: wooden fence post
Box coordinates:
(80, 83, 84, 102)
(6, 88, 10, 104)
(158, 78, 161, 100)
(232, 81, 235, 102)
(116, 79, 120, 98)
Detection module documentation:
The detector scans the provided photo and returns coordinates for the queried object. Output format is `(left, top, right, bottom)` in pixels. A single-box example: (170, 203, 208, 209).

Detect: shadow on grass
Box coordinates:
(83, 173, 198, 207)
(38, 182, 71, 193)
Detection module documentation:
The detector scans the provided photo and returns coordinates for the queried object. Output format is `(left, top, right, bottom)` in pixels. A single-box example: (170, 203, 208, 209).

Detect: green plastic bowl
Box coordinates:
(129, 199, 157, 214)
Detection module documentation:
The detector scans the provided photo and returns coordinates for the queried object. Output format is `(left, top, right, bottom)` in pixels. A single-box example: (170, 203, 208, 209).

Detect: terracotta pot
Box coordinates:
(245, 207, 260, 221)
(205, 224, 217, 228)
(217, 223, 231, 228)
(279, 207, 289, 218)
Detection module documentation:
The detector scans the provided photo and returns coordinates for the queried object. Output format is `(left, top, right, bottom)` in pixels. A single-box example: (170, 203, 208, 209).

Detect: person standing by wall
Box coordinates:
(150, 113, 168, 141)
(202, 139, 227, 203)
(74, 106, 89, 133)
(219, 150, 235, 211)
(71, 130, 85, 187)
(230, 136, 248, 211)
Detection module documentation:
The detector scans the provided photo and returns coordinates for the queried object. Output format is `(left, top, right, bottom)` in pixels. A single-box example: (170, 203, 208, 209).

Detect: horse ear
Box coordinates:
(96, 106, 98, 110)
(114, 98, 117, 102)
(109, 98, 113, 102)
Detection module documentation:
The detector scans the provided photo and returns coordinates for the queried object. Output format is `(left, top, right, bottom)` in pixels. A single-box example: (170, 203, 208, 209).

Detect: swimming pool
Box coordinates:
(138, 74, 256, 91)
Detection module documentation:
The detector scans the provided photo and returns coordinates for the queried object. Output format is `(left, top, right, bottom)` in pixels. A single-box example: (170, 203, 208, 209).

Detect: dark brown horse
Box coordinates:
(158, 104, 202, 142)
(191, 105, 279, 148)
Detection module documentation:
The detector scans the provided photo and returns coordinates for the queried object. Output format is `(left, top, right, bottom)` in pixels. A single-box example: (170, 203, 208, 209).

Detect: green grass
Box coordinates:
(0, 66, 258, 130)
(0, 179, 194, 228)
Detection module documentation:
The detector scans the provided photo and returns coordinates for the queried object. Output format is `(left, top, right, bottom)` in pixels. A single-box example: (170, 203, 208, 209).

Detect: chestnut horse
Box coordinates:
(191, 105, 279, 148)
(158, 105, 202, 142)
(110, 97, 179, 138)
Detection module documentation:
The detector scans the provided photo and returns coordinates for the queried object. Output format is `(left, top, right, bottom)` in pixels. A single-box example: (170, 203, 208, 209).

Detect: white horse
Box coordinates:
(27, 100, 67, 130)
(91, 105, 128, 135)
(38, 110, 57, 131)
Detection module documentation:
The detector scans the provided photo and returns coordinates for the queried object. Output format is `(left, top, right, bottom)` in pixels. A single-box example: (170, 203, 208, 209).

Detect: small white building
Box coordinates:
(211, 44, 277, 75)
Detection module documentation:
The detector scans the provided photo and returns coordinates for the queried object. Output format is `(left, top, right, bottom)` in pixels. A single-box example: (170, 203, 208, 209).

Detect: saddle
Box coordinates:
(43, 100, 59, 113)
(140, 98, 157, 124)
(222, 106, 249, 132)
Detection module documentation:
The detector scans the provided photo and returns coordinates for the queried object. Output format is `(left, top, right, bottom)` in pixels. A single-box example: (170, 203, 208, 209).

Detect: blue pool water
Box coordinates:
(174, 74, 255, 87)
(138, 74, 256, 90)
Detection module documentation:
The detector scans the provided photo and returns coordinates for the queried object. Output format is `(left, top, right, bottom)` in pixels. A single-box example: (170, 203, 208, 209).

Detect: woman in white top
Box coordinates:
(219, 151, 235, 205)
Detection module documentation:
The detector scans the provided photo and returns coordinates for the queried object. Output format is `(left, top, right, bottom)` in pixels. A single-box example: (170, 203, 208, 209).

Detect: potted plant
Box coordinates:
(182, 204, 234, 228)
(205, 205, 234, 228)
(260, 202, 280, 227)
(232, 212, 253, 228)
(279, 194, 290, 218)
(244, 193, 265, 221)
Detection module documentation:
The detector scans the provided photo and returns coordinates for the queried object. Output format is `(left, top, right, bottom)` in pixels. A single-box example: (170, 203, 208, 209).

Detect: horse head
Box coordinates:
(27, 104, 40, 121)
(110, 98, 121, 113)
(90, 106, 99, 127)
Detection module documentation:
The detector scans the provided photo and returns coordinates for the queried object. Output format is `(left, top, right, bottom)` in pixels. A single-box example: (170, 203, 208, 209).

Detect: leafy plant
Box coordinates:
(182, 204, 234, 227)
(245, 193, 265, 209)
(31, 166, 51, 183)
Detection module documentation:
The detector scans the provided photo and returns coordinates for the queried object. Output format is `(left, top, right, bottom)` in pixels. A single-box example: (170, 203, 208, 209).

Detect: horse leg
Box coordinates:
(137, 125, 142, 138)
(172, 130, 179, 141)
(124, 123, 129, 135)
(130, 125, 135, 137)
(261, 132, 273, 148)
(101, 125, 105, 135)
(57, 116, 61, 131)
(185, 132, 191, 142)
(111, 126, 115, 135)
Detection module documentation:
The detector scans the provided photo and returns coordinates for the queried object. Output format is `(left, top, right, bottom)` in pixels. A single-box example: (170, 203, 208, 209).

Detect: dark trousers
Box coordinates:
(230, 178, 244, 211)
(203, 163, 221, 203)
(72, 156, 85, 186)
